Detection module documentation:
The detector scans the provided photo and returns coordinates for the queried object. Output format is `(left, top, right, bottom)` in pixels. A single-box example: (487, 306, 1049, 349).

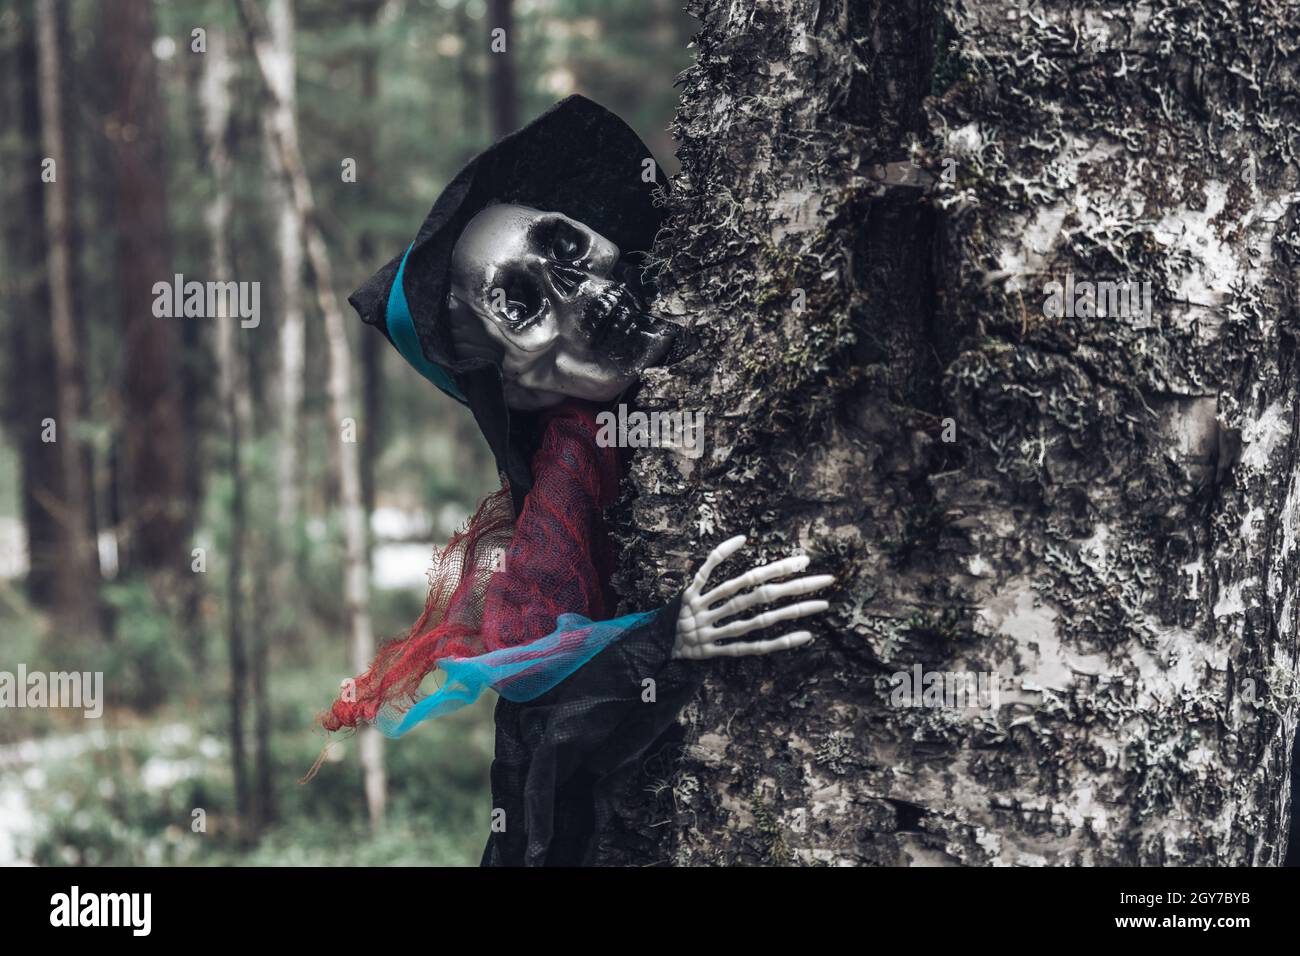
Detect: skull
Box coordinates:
(447, 203, 675, 410)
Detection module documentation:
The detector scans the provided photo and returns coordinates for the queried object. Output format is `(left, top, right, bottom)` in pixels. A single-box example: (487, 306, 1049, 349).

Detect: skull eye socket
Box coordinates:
(547, 220, 589, 262)
(494, 273, 545, 328)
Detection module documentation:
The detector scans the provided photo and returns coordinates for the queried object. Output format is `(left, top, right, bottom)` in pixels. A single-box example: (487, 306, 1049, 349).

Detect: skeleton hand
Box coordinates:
(673, 535, 834, 660)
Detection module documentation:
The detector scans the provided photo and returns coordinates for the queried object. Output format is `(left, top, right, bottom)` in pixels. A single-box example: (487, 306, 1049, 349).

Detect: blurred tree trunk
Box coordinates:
(239, 0, 308, 832)
(178, 295, 209, 673)
(609, 0, 1300, 866)
(33, 0, 101, 641)
(486, 0, 516, 139)
(237, 0, 386, 827)
(456, 0, 481, 165)
(265, 0, 307, 565)
(5, 0, 64, 612)
(359, 302, 382, 523)
(102, 0, 187, 576)
(200, 26, 253, 839)
(357, 0, 384, 523)
(178, 30, 213, 679)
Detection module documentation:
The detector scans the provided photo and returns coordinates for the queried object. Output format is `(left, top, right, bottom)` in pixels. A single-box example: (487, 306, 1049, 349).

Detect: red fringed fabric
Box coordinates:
(321, 401, 622, 732)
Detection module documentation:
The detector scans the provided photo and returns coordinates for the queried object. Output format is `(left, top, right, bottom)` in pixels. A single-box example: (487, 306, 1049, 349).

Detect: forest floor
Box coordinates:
(0, 661, 497, 866)
(0, 509, 498, 867)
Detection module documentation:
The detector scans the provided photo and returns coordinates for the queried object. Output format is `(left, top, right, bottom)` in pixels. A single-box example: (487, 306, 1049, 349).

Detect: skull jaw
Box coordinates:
(502, 316, 677, 411)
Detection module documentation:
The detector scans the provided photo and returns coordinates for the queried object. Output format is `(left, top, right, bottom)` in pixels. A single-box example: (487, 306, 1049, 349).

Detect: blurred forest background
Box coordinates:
(0, 0, 692, 866)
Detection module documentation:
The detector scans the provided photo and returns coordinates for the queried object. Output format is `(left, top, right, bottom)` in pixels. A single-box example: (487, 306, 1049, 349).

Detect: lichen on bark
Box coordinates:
(606, 0, 1300, 866)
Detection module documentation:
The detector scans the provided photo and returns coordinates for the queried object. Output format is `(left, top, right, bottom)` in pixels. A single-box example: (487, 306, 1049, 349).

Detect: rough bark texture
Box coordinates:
(610, 0, 1300, 866)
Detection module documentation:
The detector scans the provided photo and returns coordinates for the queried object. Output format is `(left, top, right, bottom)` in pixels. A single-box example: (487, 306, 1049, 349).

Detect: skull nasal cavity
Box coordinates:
(547, 263, 587, 297)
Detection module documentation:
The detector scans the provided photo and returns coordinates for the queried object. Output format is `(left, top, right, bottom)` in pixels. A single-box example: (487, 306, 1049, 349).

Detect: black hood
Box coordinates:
(348, 94, 670, 514)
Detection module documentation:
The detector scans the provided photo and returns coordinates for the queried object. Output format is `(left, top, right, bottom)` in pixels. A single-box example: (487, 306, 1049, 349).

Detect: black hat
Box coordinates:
(349, 95, 669, 514)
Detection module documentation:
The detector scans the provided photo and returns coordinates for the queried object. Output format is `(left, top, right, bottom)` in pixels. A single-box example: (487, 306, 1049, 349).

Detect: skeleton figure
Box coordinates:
(446, 202, 834, 661)
(324, 96, 834, 865)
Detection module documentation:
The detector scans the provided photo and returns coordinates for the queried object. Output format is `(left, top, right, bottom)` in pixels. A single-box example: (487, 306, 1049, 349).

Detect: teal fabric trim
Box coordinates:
(375, 610, 658, 738)
(386, 243, 467, 403)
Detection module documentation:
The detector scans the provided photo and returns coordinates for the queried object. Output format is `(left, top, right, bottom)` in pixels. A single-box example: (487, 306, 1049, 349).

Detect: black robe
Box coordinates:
(481, 596, 703, 866)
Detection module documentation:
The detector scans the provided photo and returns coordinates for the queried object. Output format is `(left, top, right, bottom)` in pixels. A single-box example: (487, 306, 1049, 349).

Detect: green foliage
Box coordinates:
(0, 587, 57, 743)
(95, 582, 193, 712)
(9, 647, 495, 867)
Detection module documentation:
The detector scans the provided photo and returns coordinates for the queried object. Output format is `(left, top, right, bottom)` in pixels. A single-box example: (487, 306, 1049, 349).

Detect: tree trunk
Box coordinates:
(486, 0, 516, 139)
(456, 0, 483, 166)
(178, 21, 214, 680)
(102, 0, 187, 575)
(34, 0, 101, 641)
(265, 0, 307, 557)
(610, 0, 1300, 866)
(243, 0, 307, 831)
(5, 0, 65, 613)
(200, 26, 253, 840)
(235, 0, 386, 827)
(357, 0, 384, 523)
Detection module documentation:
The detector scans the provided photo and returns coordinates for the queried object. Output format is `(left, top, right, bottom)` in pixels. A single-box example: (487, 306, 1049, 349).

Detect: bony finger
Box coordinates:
(690, 534, 747, 592)
(703, 573, 836, 623)
(702, 631, 814, 658)
(706, 599, 830, 640)
(699, 554, 812, 608)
